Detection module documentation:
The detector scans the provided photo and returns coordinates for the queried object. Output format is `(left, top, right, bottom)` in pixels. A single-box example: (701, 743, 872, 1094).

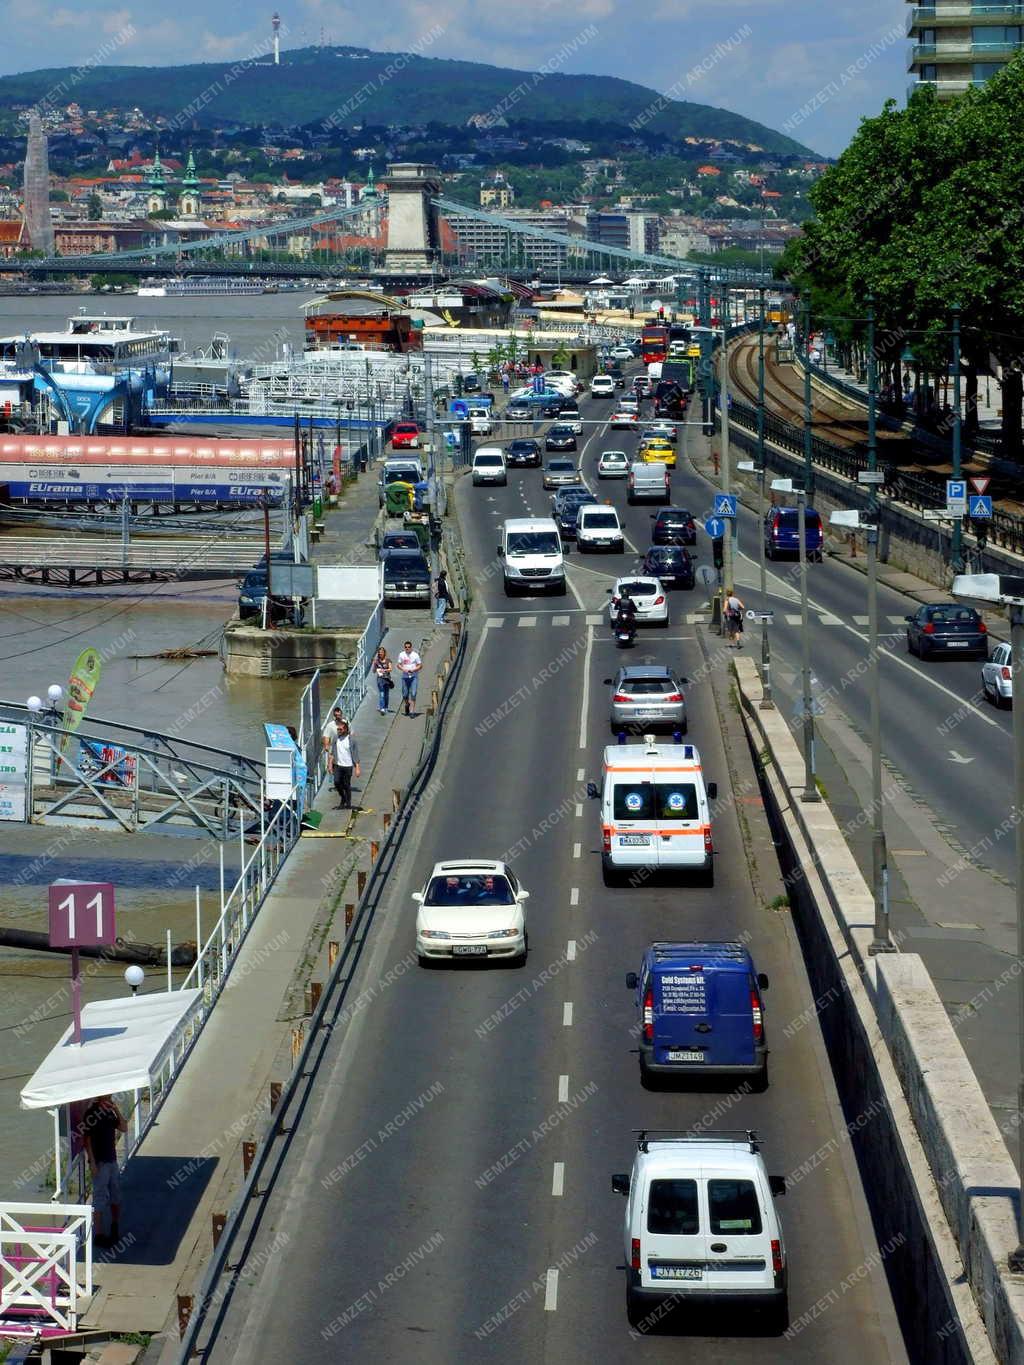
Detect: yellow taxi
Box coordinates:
(638, 438, 676, 468)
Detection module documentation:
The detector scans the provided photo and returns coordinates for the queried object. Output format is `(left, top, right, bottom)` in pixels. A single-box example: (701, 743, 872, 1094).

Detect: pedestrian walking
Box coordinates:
(322, 706, 345, 757)
(373, 646, 394, 714)
(397, 640, 423, 717)
(724, 589, 745, 648)
(81, 1094, 126, 1248)
(434, 570, 453, 626)
(329, 719, 361, 809)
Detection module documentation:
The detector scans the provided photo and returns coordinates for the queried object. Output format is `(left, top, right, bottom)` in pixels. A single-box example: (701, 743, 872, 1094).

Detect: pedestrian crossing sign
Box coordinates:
(713, 493, 737, 518)
(969, 495, 992, 519)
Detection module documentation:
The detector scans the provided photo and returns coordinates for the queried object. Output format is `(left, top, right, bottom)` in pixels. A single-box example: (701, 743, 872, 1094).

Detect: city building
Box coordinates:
(0, 219, 28, 258)
(585, 211, 629, 250)
(442, 209, 579, 271)
(626, 210, 660, 257)
(907, 1, 1024, 99)
(480, 176, 514, 209)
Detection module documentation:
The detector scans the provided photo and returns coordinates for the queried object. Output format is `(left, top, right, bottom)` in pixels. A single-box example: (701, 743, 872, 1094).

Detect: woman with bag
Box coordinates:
(373, 646, 394, 713)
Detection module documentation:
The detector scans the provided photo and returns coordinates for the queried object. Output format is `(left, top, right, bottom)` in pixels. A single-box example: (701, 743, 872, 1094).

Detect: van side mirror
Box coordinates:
(769, 1175, 786, 1197)
(586, 781, 599, 800)
(707, 781, 718, 800)
(411, 892, 424, 903)
(625, 971, 638, 990)
(612, 1173, 630, 1196)
(904, 614, 914, 623)
(757, 972, 769, 990)
(602, 678, 613, 685)
(496, 546, 504, 556)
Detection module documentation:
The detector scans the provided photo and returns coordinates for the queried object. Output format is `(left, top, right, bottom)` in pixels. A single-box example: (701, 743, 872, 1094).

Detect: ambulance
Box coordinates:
(590, 737, 717, 886)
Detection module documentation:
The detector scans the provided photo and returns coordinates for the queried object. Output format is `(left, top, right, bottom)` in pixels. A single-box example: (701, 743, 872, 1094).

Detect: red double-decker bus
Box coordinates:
(641, 324, 669, 364)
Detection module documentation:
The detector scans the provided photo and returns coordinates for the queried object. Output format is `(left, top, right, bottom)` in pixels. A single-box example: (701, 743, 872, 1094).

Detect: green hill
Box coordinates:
(0, 45, 821, 158)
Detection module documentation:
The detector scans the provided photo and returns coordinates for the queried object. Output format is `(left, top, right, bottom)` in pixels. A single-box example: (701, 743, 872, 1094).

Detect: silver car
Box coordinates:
(605, 664, 687, 734)
(543, 458, 581, 489)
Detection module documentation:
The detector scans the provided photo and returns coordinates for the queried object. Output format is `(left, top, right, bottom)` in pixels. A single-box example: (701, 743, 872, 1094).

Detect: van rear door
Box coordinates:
(700, 1169, 775, 1292)
(652, 778, 704, 868)
(608, 773, 656, 867)
(640, 1174, 705, 1291)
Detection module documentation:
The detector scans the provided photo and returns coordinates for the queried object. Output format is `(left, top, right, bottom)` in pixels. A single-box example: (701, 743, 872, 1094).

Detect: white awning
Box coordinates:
(20, 989, 203, 1110)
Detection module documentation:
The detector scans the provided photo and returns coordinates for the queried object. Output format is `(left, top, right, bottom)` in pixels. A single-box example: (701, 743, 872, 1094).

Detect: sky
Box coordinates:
(0, 0, 910, 157)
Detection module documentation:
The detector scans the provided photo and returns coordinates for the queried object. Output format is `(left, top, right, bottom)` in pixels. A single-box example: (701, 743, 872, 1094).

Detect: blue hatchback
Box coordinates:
(626, 941, 770, 1090)
(764, 506, 823, 561)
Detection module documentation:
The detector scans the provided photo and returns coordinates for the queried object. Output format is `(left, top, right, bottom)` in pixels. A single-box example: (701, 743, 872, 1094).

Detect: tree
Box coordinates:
(87, 193, 103, 220)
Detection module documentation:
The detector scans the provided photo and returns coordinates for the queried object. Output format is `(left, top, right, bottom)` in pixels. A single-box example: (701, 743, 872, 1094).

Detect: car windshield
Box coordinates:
(647, 1180, 700, 1236)
(708, 1180, 762, 1236)
(508, 532, 560, 555)
(476, 456, 502, 466)
(660, 511, 690, 522)
(550, 460, 575, 471)
(603, 452, 627, 462)
(510, 442, 537, 453)
(583, 512, 619, 529)
(618, 581, 655, 596)
(383, 535, 418, 549)
(424, 874, 514, 906)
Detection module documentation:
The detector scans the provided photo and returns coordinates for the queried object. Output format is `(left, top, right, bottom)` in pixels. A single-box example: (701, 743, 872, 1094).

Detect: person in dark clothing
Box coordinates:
(82, 1094, 127, 1247)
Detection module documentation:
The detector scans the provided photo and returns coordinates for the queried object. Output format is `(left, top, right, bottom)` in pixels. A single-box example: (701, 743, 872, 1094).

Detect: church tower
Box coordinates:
(146, 150, 167, 215)
(178, 150, 200, 218)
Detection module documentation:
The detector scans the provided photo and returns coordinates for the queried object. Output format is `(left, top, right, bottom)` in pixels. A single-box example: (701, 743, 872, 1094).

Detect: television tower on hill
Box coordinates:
(272, 12, 281, 64)
(23, 112, 53, 254)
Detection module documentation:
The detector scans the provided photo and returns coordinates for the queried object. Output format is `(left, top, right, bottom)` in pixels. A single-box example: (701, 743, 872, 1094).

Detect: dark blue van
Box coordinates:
(626, 941, 769, 1090)
(764, 505, 823, 561)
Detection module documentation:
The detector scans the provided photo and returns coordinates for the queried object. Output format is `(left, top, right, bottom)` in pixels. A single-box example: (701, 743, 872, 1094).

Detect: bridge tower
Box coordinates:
(381, 163, 441, 277)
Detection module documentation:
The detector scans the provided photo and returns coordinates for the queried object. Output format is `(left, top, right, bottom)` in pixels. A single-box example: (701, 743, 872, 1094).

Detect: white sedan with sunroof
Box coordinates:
(413, 860, 529, 965)
(608, 575, 669, 627)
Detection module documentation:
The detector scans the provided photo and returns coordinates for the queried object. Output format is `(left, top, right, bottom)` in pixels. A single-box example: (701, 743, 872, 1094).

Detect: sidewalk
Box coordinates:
(815, 351, 1003, 436)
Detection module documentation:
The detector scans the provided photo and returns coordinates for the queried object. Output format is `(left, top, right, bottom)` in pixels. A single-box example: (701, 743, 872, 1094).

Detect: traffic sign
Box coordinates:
(49, 880, 116, 948)
(746, 609, 774, 624)
(713, 493, 737, 519)
(857, 470, 885, 485)
(704, 516, 726, 539)
(922, 510, 952, 521)
(969, 495, 993, 520)
(970, 476, 992, 495)
(946, 479, 967, 514)
(697, 565, 717, 588)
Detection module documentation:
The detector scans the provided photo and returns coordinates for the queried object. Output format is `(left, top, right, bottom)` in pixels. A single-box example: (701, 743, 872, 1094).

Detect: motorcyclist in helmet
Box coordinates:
(614, 586, 638, 631)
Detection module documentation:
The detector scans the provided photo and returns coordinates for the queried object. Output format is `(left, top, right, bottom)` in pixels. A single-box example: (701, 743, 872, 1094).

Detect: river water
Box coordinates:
(0, 292, 331, 1189)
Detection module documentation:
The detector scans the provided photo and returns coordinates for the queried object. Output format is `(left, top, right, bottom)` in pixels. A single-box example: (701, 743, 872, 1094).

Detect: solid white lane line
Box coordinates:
(573, 842, 582, 858)
(558, 1074, 570, 1102)
(563, 1002, 573, 1026)
(552, 1162, 565, 1197)
(545, 1268, 559, 1311)
(567, 939, 577, 960)
(570, 886, 579, 906)
(579, 625, 594, 749)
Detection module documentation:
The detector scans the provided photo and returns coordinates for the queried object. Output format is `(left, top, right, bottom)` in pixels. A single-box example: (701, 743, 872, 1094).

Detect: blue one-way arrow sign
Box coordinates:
(704, 516, 726, 539)
(713, 493, 737, 518)
(969, 495, 992, 519)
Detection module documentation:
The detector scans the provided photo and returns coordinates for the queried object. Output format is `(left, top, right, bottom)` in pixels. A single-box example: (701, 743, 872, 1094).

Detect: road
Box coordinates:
(202, 380, 908, 1362)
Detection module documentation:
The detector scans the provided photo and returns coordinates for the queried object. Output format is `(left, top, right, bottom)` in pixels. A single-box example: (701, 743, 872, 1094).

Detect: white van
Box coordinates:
(627, 461, 670, 504)
(472, 446, 507, 486)
(576, 503, 624, 553)
(590, 738, 717, 885)
(590, 374, 615, 399)
(612, 1131, 787, 1330)
(497, 517, 566, 596)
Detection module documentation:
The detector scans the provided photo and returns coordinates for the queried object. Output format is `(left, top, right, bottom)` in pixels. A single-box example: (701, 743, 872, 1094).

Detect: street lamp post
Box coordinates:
(951, 303, 963, 574)
(797, 487, 819, 802)
(757, 285, 770, 704)
(719, 289, 733, 605)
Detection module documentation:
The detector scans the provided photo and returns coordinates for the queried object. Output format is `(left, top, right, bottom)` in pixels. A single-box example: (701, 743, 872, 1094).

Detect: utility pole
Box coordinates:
(799, 299, 819, 803)
(757, 284, 771, 707)
(951, 303, 963, 574)
(719, 287, 733, 602)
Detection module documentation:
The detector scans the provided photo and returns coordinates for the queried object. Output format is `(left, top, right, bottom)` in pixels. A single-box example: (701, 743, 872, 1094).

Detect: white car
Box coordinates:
(611, 344, 635, 361)
(577, 503, 625, 553)
(469, 406, 493, 435)
(611, 409, 639, 430)
(413, 860, 528, 964)
(982, 642, 1013, 707)
(619, 396, 639, 412)
(643, 421, 677, 444)
(598, 449, 630, 478)
(608, 575, 669, 626)
(590, 375, 615, 398)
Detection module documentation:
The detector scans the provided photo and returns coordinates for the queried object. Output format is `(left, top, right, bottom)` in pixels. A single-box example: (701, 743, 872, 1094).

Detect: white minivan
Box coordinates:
(576, 503, 624, 553)
(612, 1131, 787, 1331)
(498, 517, 566, 596)
(590, 737, 717, 885)
(472, 446, 507, 486)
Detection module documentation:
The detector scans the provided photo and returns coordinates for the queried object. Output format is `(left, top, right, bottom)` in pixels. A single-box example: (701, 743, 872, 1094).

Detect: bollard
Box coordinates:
(382, 812, 391, 832)
(392, 787, 402, 812)
(848, 531, 858, 558)
(212, 1212, 227, 1248)
(291, 1024, 303, 1065)
(303, 984, 313, 1015)
(370, 840, 379, 863)
(327, 940, 339, 969)
(431, 689, 439, 710)
(177, 1295, 193, 1339)
(270, 1080, 282, 1113)
(242, 1140, 256, 1178)
(345, 902, 355, 932)
(357, 869, 367, 896)
(310, 980, 322, 1011)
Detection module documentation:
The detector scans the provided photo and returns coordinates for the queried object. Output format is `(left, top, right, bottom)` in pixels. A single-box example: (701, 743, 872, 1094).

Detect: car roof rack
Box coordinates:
(634, 1129, 759, 1154)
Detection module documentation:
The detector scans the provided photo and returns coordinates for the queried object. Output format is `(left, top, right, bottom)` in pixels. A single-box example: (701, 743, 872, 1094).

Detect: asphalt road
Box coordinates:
(202, 381, 908, 1363)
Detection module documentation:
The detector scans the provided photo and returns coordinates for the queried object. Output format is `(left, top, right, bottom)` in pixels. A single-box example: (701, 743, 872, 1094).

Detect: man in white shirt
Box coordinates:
(322, 706, 345, 758)
(329, 720, 360, 809)
(397, 640, 423, 717)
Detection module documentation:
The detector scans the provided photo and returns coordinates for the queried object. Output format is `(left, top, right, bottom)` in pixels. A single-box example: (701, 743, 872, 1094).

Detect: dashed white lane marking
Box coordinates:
(563, 1002, 573, 1026)
(567, 939, 577, 959)
(545, 1268, 559, 1311)
(576, 767, 585, 781)
(518, 616, 537, 628)
(572, 842, 582, 858)
(552, 1162, 565, 1197)
(575, 803, 583, 818)
(485, 617, 505, 628)
(820, 614, 842, 626)
(888, 614, 909, 625)
(552, 614, 571, 626)
(853, 615, 869, 626)
(558, 1074, 570, 1102)
(586, 613, 603, 625)
(570, 887, 579, 906)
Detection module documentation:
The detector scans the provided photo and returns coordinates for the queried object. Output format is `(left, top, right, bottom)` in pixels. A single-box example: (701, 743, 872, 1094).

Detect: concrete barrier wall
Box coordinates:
(733, 654, 999, 1363)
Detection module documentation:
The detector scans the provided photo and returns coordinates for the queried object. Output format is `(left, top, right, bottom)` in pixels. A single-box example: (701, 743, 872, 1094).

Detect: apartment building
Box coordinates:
(907, 1, 1024, 98)
(442, 209, 579, 270)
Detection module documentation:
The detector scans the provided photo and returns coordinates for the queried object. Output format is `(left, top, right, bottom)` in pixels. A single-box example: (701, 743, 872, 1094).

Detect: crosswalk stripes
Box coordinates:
(586, 614, 604, 625)
(853, 616, 869, 626)
(484, 617, 505, 627)
(517, 616, 537, 628)
(552, 615, 571, 626)
(482, 610, 908, 630)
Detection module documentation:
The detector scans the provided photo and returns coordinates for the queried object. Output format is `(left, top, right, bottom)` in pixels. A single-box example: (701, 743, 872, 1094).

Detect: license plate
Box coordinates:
(452, 944, 487, 956)
(667, 1049, 705, 1062)
(619, 834, 650, 846)
(633, 709, 659, 717)
(946, 641, 969, 648)
(652, 1265, 702, 1280)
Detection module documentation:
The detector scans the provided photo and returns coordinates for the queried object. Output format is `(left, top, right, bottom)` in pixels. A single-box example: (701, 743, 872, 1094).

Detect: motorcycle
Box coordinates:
(614, 615, 637, 648)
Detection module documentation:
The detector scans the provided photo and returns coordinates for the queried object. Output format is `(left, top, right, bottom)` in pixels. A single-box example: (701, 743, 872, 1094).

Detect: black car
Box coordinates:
(606, 365, 625, 387)
(237, 570, 303, 624)
(541, 397, 564, 418)
(378, 529, 422, 558)
(642, 544, 695, 588)
(381, 549, 431, 606)
(505, 438, 543, 467)
(553, 490, 598, 540)
(651, 506, 698, 546)
(545, 424, 578, 451)
(906, 603, 989, 660)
